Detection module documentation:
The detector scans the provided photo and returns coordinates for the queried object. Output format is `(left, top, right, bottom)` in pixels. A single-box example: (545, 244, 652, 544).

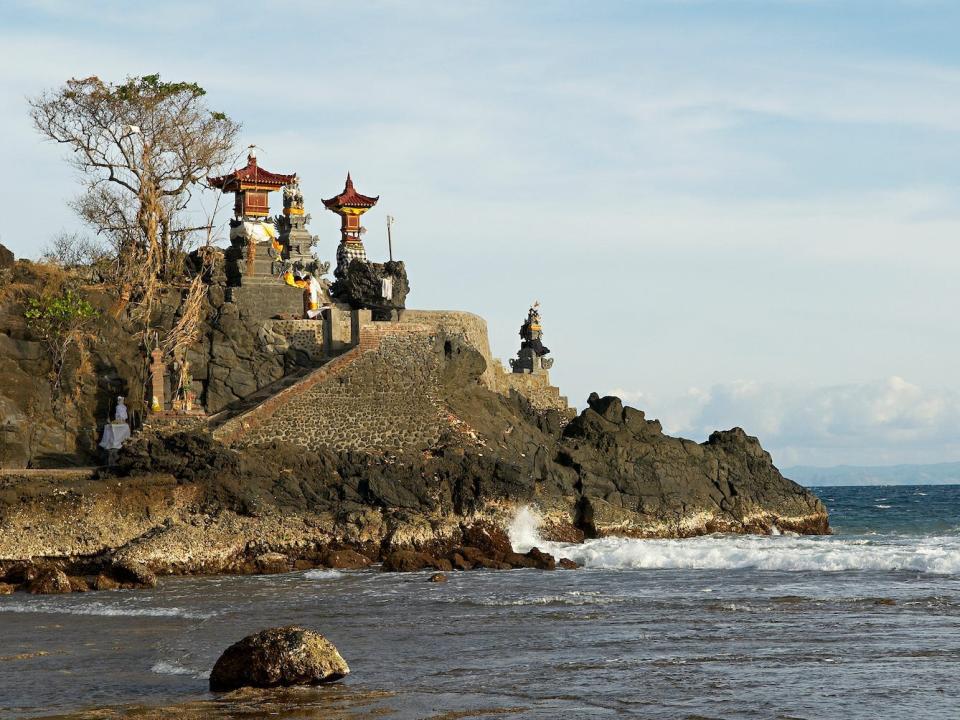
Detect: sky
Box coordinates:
(1, 0, 959, 468)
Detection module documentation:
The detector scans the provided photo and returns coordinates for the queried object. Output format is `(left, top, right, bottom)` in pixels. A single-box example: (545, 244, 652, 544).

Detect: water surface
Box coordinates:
(2, 485, 958, 719)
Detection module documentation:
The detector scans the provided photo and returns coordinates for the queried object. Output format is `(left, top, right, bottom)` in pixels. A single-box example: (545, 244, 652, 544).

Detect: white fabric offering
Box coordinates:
(99, 422, 131, 450)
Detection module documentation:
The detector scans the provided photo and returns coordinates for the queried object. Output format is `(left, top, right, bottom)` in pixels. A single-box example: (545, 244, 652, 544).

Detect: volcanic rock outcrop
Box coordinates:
(209, 626, 349, 691)
(0, 255, 828, 580)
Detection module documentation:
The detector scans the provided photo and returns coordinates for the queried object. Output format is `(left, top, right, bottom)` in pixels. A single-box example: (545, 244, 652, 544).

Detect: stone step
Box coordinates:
(206, 366, 314, 429)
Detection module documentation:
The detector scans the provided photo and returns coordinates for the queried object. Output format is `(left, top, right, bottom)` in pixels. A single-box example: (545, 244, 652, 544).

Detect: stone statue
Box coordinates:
(283, 175, 304, 211)
(510, 302, 554, 374)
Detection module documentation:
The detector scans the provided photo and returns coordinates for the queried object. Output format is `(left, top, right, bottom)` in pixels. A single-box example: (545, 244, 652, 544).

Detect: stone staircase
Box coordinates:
(206, 365, 316, 434)
(209, 341, 374, 445)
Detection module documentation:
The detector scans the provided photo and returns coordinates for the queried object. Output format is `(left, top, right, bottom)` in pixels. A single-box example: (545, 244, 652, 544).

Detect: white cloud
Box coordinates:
(611, 376, 960, 466)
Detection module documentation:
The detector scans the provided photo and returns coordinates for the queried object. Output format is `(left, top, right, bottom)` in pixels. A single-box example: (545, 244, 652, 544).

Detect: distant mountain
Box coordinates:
(784, 462, 960, 487)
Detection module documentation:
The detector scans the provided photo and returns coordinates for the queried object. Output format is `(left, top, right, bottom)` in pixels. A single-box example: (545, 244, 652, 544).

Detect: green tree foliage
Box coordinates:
(23, 289, 99, 391)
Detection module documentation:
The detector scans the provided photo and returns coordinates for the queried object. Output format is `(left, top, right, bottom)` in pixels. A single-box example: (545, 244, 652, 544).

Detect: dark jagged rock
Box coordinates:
(322, 548, 372, 569)
(3, 561, 40, 586)
(209, 626, 349, 692)
(429, 572, 448, 583)
(330, 259, 409, 314)
(93, 573, 120, 591)
(108, 560, 158, 589)
(69, 576, 90, 592)
(526, 548, 556, 571)
(558, 394, 828, 537)
(382, 550, 440, 572)
(0, 242, 13, 269)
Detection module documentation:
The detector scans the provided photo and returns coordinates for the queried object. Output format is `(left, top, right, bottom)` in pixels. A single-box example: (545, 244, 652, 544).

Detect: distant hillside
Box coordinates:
(785, 462, 960, 487)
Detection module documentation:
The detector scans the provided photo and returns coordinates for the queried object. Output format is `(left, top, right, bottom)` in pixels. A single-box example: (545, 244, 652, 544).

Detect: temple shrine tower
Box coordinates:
(209, 147, 295, 220)
(209, 147, 296, 282)
(322, 174, 379, 278)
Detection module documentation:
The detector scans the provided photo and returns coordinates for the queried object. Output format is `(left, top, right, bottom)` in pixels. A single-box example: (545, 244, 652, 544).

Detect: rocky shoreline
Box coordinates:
(0, 389, 828, 596)
(2, 250, 828, 594)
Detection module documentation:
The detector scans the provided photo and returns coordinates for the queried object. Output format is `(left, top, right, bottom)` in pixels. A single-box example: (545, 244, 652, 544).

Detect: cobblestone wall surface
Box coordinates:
(400, 310, 500, 389)
(222, 324, 446, 452)
(213, 311, 572, 451)
(399, 309, 572, 414)
(270, 320, 325, 362)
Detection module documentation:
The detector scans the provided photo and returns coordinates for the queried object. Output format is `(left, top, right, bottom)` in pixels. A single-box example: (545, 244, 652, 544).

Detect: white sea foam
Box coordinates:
(508, 506, 544, 553)
(151, 660, 209, 679)
(508, 505, 960, 575)
(538, 534, 960, 575)
(0, 601, 215, 619)
(438, 590, 622, 607)
(304, 569, 344, 580)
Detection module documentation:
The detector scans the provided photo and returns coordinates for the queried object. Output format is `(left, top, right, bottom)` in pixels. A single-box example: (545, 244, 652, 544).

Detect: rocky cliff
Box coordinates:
(0, 252, 828, 577)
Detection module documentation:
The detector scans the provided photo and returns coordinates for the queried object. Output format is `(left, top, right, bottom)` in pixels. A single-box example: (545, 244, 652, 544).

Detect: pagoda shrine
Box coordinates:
(209, 147, 295, 283)
(209, 147, 294, 220)
(322, 174, 379, 279)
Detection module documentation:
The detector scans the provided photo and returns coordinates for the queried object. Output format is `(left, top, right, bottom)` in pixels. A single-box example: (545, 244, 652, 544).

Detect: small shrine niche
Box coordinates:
(209, 147, 293, 220)
(322, 173, 379, 279)
(510, 302, 554, 374)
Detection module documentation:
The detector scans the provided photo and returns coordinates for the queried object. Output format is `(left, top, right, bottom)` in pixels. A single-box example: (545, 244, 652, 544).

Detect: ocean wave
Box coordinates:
(537, 534, 960, 575)
(0, 600, 215, 619)
(437, 590, 622, 607)
(304, 569, 344, 580)
(151, 660, 210, 679)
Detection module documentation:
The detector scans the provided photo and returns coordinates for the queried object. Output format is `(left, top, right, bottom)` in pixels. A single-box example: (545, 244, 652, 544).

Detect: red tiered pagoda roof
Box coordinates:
(322, 173, 379, 210)
(208, 153, 296, 192)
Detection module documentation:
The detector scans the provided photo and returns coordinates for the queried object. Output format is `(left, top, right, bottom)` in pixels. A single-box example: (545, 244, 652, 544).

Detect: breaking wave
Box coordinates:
(437, 590, 623, 607)
(543, 534, 960, 575)
(508, 505, 960, 575)
(0, 600, 216, 619)
(304, 569, 344, 580)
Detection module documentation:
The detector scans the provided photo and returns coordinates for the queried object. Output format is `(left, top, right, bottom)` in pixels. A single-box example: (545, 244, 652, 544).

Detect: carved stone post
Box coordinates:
(149, 348, 166, 412)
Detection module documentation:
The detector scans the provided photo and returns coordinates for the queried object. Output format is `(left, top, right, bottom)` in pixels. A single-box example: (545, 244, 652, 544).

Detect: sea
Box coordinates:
(1, 484, 959, 720)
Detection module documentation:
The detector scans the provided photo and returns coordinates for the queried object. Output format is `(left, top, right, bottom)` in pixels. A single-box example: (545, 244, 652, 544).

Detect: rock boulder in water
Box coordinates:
(28, 568, 72, 594)
(109, 560, 158, 588)
(209, 626, 349, 692)
(323, 548, 372, 569)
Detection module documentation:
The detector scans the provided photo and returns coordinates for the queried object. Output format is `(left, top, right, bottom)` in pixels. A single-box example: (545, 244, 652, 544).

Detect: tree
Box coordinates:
(29, 74, 240, 289)
(23, 288, 99, 392)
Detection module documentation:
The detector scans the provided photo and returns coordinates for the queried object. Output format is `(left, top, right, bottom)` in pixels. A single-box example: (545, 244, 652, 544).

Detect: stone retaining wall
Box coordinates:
(214, 323, 447, 452)
(398, 310, 572, 414)
(502, 371, 573, 416)
(270, 320, 325, 362)
(212, 310, 572, 452)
